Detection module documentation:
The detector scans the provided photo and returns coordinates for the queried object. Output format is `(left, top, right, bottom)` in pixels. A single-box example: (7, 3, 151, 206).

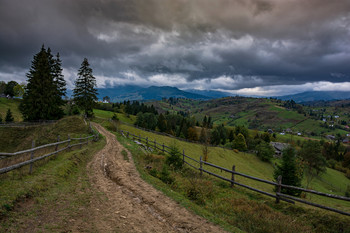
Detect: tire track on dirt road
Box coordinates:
(87, 123, 226, 233)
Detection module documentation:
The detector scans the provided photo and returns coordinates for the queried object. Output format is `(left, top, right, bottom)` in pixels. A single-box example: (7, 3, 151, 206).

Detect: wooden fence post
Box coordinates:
(139, 134, 141, 142)
(154, 139, 156, 149)
(127, 132, 129, 139)
(29, 140, 35, 174)
(146, 137, 148, 147)
(86, 135, 89, 145)
(68, 135, 71, 149)
(183, 149, 185, 164)
(276, 175, 282, 203)
(162, 143, 165, 153)
(80, 134, 82, 149)
(55, 135, 60, 151)
(231, 165, 235, 188)
(200, 156, 203, 176)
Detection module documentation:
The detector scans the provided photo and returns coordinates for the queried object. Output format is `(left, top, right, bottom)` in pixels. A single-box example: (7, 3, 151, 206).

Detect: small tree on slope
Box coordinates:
(5, 109, 14, 123)
(274, 146, 303, 196)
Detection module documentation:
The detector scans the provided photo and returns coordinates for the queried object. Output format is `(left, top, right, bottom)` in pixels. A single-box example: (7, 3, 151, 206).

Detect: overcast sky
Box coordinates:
(0, 0, 350, 96)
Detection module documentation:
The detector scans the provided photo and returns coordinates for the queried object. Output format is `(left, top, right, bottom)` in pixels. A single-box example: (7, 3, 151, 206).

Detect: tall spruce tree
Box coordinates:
(20, 45, 65, 120)
(73, 58, 98, 117)
(53, 53, 66, 97)
(274, 147, 302, 196)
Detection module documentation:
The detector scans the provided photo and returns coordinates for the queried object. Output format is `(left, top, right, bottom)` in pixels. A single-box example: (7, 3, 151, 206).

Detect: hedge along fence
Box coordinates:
(0, 133, 99, 175)
(118, 129, 350, 217)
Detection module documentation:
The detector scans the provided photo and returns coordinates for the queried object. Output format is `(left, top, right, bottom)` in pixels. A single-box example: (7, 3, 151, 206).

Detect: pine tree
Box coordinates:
(274, 147, 302, 196)
(53, 53, 66, 97)
(73, 58, 98, 117)
(20, 45, 65, 120)
(5, 108, 14, 122)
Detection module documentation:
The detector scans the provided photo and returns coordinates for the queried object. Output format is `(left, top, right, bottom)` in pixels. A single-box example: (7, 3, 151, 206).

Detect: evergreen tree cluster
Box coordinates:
(135, 111, 197, 139)
(20, 45, 66, 120)
(19, 46, 98, 120)
(124, 100, 157, 115)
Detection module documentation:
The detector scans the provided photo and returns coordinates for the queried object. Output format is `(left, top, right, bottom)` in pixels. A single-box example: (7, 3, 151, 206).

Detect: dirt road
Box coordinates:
(87, 123, 226, 232)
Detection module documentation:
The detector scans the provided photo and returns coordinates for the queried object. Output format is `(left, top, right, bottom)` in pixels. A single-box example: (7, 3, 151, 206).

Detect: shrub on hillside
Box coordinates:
(165, 143, 183, 170)
(233, 133, 247, 151)
(256, 141, 274, 162)
(184, 175, 214, 205)
(159, 166, 175, 184)
(5, 108, 14, 123)
(112, 113, 119, 121)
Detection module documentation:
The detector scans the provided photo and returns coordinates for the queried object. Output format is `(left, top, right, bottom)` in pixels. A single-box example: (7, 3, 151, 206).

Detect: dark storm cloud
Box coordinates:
(0, 0, 350, 95)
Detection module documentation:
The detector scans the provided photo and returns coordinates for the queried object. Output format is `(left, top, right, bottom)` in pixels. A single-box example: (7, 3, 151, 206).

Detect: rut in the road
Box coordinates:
(87, 123, 226, 233)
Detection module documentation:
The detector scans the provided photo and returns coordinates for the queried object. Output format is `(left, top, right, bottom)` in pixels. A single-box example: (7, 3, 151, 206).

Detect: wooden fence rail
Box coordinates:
(0, 134, 98, 175)
(118, 128, 350, 217)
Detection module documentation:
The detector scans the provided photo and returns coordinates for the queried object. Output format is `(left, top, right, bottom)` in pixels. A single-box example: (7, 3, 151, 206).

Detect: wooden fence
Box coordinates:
(117, 121, 236, 151)
(0, 120, 57, 128)
(118, 129, 350, 217)
(0, 133, 99, 175)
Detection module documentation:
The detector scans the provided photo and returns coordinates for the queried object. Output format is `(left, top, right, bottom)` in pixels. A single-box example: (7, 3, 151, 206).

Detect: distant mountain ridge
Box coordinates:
(96, 85, 211, 102)
(184, 89, 232, 98)
(276, 91, 350, 103)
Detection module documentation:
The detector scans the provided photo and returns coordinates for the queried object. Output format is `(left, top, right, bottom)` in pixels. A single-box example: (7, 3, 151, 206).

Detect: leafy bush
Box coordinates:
(159, 166, 175, 184)
(149, 168, 158, 177)
(112, 113, 119, 121)
(346, 169, 350, 180)
(327, 159, 337, 169)
(256, 141, 274, 162)
(183, 175, 214, 205)
(345, 186, 350, 197)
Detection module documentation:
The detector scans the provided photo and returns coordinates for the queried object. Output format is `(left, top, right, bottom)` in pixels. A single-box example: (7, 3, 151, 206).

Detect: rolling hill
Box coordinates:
(148, 96, 350, 137)
(96, 85, 211, 102)
(277, 91, 350, 103)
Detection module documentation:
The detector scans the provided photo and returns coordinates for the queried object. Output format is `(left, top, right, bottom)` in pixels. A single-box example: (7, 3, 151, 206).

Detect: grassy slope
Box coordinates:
(93, 109, 350, 208)
(0, 137, 106, 231)
(118, 123, 350, 212)
(0, 98, 22, 122)
(149, 98, 349, 137)
(111, 122, 350, 233)
(0, 116, 91, 152)
(93, 109, 136, 124)
(0, 115, 106, 231)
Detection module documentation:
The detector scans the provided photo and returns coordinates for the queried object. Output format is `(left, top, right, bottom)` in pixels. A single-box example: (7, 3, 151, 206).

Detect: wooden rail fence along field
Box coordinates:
(0, 133, 99, 175)
(118, 128, 350, 217)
